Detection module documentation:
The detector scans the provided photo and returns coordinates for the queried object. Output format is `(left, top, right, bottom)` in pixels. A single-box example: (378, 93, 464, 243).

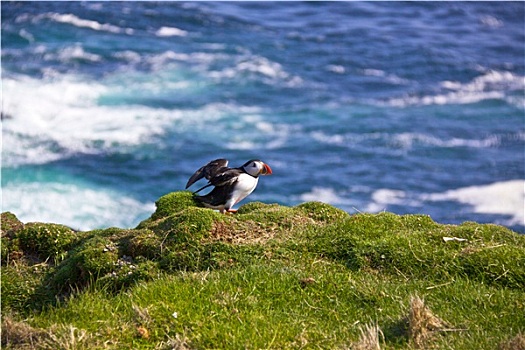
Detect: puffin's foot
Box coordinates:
(226, 209, 237, 214)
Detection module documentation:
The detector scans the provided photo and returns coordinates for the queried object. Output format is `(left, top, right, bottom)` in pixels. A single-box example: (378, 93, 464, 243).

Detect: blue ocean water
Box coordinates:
(2, 2, 524, 232)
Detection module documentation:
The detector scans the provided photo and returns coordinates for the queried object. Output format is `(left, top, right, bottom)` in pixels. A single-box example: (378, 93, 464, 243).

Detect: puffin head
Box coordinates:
(242, 159, 273, 177)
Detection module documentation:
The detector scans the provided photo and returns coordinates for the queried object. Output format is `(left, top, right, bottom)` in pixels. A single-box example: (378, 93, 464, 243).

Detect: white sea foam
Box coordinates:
(113, 50, 142, 63)
(47, 13, 134, 35)
(326, 65, 346, 74)
(311, 131, 346, 145)
(2, 75, 182, 166)
(311, 131, 387, 147)
(224, 114, 296, 150)
(2, 74, 283, 165)
(364, 68, 385, 77)
(388, 91, 504, 107)
(143, 50, 225, 71)
(144, 50, 187, 69)
(363, 68, 410, 85)
(365, 189, 407, 213)
(110, 49, 300, 86)
(18, 29, 35, 42)
(386, 70, 524, 107)
(444, 70, 523, 93)
(155, 26, 188, 37)
(208, 54, 303, 86)
(480, 15, 503, 28)
(365, 181, 524, 228)
(44, 44, 102, 62)
(390, 132, 502, 149)
(299, 187, 348, 205)
(211, 56, 288, 79)
(2, 182, 155, 230)
(424, 180, 525, 227)
(311, 130, 503, 150)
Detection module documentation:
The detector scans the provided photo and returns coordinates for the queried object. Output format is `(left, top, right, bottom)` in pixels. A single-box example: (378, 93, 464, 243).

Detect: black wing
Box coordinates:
(185, 158, 229, 189)
(208, 168, 243, 187)
(193, 167, 242, 194)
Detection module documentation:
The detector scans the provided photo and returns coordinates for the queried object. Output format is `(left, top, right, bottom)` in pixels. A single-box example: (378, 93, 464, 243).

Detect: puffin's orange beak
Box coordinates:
(262, 163, 273, 175)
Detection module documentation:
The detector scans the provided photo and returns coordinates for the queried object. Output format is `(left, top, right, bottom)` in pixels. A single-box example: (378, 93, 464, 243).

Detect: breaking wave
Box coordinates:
(155, 26, 189, 37)
(365, 180, 525, 229)
(2, 181, 155, 230)
(2, 75, 180, 166)
(385, 70, 524, 108)
(423, 180, 525, 227)
(46, 13, 134, 34)
(310, 130, 520, 150)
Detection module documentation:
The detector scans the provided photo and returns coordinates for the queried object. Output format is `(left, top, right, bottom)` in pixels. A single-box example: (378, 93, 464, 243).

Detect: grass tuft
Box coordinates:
(44, 325, 91, 350)
(353, 323, 383, 350)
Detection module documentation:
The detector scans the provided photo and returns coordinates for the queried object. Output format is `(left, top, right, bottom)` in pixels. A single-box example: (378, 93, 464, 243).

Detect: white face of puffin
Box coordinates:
(242, 160, 273, 177)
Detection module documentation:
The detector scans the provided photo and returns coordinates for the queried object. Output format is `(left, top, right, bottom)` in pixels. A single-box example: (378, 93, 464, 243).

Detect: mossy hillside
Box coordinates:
(1, 213, 84, 267)
(1, 193, 524, 349)
(303, 213, 525, 289)
(18, 223, 79, 263)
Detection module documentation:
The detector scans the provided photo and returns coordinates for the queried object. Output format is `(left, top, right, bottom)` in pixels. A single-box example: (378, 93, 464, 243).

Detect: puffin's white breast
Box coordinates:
(226, 173, 259, 208)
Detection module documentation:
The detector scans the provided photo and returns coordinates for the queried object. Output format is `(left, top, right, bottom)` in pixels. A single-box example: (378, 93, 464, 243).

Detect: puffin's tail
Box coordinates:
(192, 193, 210, 207)
(193, 192, 203, 202)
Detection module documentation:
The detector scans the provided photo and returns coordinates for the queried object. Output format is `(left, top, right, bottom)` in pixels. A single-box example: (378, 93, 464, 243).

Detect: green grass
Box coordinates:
(1, 191, 524, 349)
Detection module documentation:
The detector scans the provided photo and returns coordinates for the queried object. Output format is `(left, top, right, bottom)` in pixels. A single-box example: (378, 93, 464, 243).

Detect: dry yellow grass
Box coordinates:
(1, 316, 48, 349)
(353, 323, 383, 350)
(408, 295, 449, 348)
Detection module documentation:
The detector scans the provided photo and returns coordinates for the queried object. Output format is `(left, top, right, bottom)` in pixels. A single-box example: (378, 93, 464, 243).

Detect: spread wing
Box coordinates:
(185, 159, 229, 189)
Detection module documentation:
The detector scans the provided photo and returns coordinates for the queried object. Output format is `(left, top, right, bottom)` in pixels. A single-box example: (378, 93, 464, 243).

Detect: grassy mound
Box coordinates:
(1, 192, 524, 349)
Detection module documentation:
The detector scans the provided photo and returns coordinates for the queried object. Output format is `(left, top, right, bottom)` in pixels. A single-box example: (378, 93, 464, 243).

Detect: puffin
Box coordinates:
(185, 158, 273, 213)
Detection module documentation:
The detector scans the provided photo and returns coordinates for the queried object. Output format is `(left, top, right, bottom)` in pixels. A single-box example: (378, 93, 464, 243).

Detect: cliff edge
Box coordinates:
(2, 191, 524, 349)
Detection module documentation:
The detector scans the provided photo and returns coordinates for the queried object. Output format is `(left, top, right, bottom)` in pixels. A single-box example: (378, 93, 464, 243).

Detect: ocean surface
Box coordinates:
(2, 2, 524, 233)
